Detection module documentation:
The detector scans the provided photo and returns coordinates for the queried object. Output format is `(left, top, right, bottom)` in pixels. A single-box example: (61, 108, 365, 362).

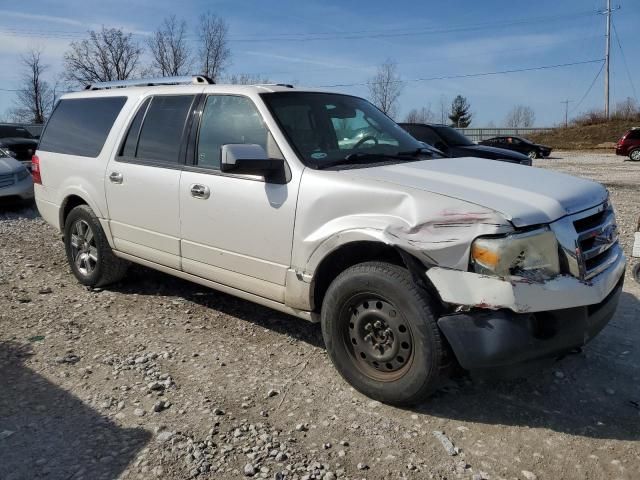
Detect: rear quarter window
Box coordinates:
(39, 97, 127, 157)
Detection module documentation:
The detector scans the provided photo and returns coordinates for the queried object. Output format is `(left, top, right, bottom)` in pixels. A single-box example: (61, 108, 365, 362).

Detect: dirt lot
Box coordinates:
(1, 151, 639, 480)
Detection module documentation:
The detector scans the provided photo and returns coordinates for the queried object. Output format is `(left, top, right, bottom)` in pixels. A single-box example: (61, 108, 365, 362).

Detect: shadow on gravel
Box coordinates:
(415, 290, 640, 442)
(0, 341, 151, 480)
(0, 201, 39, 220)
(112, 265, 325, 349)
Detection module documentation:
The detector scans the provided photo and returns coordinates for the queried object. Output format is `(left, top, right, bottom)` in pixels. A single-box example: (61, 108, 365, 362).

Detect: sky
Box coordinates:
(0, 0, 638, 126)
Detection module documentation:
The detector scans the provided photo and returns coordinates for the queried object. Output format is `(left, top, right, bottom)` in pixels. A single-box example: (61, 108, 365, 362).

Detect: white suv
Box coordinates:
(34, 76, 626, 405)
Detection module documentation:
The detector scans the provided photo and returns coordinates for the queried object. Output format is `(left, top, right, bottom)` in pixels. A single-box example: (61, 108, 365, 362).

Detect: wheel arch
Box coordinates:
(309, 239, 439, 313)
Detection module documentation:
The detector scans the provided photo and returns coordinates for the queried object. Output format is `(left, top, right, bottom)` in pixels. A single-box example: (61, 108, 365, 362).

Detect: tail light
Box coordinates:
(31, 154, 42, 185)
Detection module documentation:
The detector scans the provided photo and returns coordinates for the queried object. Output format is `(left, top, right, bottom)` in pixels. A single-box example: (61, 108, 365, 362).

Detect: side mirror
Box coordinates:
(220, 144, 284, 179)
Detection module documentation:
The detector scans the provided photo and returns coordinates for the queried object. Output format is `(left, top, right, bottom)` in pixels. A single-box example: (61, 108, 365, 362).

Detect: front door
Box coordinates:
(179, 94, 297, 302)
(105, 94, 197, 269)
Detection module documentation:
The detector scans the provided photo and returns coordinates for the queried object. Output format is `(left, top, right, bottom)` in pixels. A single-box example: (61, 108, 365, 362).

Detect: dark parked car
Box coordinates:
(479, 135, 551, 159)
(399, 123, 532, 166)
(615, 127, 640, 161)
(0, 124, 39, 167)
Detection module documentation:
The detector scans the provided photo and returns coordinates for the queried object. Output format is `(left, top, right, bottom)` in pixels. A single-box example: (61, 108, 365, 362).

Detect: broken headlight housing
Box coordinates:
(470, 228, 560, 279)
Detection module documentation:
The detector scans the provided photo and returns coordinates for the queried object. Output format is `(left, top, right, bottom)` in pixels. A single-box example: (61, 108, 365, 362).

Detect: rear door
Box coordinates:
(105, 94, 197, 269)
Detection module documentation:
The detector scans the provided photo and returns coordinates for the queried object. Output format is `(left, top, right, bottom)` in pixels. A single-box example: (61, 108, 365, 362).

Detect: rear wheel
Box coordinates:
(64, 205, 129, 287)
(629, 149, 640, 162)
(528, 150, 539, 159)
(321, 261, 447, 405)
(633, 263, 640, 284)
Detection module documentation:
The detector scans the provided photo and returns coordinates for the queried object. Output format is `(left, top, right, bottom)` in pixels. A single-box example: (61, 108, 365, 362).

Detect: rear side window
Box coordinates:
(627, 130, 640, 140)
(402, 125, 441, 145)
(135, 95, 194, 163)
(39, 97, 127, 157)
(120, 98, 151, 157)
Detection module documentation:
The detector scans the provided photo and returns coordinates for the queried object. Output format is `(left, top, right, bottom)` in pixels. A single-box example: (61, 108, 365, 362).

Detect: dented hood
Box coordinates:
(347, 157, 607, 227)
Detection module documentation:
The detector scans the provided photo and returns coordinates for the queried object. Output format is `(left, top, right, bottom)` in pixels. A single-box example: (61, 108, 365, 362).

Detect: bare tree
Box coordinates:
(614, 97, 639, 119)
(148, 16, 192, 76)
(197, 13, 231, 82)
(63, 27, 143, 86)
(404, 105, 434, 123)
(438, 95, 448, 124)
(367, 60, 403, 119)
(10, 49, 57, 124)
(228, 73, 270, 85)
(504, 105, 535, 127)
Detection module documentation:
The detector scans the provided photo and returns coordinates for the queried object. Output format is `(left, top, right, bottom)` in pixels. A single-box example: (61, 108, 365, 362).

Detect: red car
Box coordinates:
(615, 127, 640, 161)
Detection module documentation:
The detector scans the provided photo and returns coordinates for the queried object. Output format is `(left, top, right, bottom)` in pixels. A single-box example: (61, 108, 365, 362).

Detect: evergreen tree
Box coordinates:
(448, 95, 472, 127)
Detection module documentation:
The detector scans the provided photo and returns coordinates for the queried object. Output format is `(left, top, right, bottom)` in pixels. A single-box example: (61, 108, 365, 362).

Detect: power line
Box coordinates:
(317, 59, 605, 88)
(570, 60, 606, 113)
(611, 19, 638, 103)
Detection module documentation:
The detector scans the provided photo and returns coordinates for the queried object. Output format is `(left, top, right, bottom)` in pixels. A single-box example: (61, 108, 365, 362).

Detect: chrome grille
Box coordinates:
(573, 208, 619, 279)
(0, 173, 15, 189)
(551, 201, 622, 280)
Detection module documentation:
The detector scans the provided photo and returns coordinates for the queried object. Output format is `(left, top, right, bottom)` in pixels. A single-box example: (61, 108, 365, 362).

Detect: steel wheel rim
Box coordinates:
(70, 219, 98, 276)
(341, 294, 414, 382)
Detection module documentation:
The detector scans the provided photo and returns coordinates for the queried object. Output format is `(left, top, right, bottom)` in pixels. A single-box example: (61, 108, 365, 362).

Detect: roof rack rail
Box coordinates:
(256, 83, 295, 89)
(85, 75, 214, 90)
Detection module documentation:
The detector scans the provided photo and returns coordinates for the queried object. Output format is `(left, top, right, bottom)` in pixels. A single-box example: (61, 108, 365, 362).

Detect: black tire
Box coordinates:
(633, 263, 640, 284)
(629, 149, 640, 162)
(528, 150, 539, 159)
(321, 261, 447, 406)
(64, 205, 128, 287)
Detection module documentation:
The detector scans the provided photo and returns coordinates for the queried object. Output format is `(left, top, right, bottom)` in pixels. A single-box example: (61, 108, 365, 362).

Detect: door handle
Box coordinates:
(109, 172, 123, 184)
(190, 184, 210, 199)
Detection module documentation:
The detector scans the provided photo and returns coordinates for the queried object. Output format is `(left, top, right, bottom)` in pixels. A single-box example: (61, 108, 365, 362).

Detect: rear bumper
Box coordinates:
(437, 276, 624, 370)
(615, 146, 627, 156)
(0, 176, 34, 202)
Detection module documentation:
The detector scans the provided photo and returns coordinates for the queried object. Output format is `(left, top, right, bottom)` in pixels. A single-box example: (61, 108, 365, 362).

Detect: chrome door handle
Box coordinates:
(190, 184, 210, 199)
(109, 172, 123, 184)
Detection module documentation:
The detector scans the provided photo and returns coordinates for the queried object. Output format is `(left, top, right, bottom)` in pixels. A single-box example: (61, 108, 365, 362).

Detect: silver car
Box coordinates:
(0, 147, 34, 203)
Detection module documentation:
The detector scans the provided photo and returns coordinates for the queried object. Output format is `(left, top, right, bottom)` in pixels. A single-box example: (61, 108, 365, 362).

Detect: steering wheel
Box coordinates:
(353, 135, 378, 149)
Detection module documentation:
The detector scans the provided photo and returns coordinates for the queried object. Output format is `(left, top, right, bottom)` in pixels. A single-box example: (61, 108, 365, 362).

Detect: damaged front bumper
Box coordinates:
(426, 250, 626, 370)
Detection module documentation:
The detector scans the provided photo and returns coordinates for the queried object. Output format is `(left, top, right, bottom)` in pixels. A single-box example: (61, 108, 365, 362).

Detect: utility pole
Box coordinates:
(560, 99, 572, 127)
(604, 0, 611, 119)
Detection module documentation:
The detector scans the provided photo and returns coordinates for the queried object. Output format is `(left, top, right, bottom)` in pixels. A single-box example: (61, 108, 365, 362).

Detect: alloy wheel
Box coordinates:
(70, 219, 98, 276)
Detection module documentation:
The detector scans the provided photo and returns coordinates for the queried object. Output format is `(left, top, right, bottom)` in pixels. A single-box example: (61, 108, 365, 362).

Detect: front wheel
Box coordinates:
(629, 149, 640, 162)
(633, 263, 640, 284)
(64, 205, 129, 287)
(321, 261, 447, 406)
(528, 150, 539, 159)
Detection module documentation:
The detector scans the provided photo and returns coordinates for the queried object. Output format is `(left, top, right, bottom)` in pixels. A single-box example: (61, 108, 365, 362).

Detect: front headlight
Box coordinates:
(471, 228, 560, 279)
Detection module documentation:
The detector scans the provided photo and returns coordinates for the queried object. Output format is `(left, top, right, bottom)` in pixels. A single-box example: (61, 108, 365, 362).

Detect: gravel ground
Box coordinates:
(1, 151, 638, 480)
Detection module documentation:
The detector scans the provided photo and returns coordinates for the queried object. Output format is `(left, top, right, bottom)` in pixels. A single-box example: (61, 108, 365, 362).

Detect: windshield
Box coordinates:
(432, 126, 474, 147)
(0, 125, 34, 139)
(262, 92, 430, 167)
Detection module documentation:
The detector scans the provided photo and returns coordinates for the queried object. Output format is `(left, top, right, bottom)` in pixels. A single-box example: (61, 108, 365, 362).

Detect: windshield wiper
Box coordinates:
(316, 152, 422, 170)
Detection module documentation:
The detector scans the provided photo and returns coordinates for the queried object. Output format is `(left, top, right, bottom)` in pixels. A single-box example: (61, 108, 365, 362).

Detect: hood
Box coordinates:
(456, 144, 529, 162)
(346, 157, 607, 227)
(0, 155, 23, 175)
